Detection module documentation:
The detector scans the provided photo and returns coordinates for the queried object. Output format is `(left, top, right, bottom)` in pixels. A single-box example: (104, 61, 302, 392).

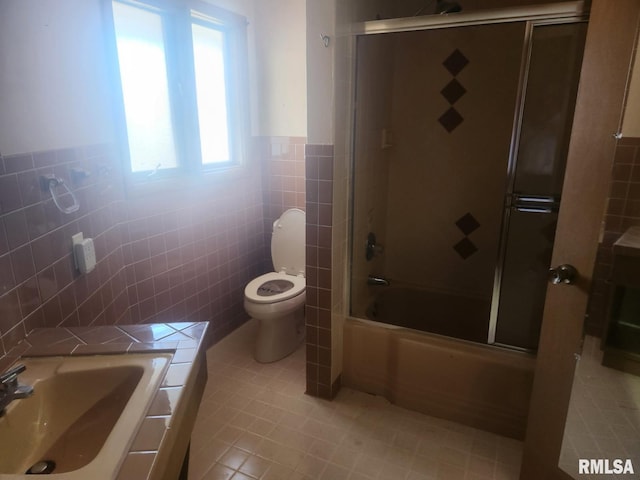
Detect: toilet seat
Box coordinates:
(244, 272, 305, 304)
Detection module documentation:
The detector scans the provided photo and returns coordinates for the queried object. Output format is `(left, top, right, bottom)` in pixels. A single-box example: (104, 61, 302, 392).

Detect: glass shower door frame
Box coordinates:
(352, 2, 586, 35)
(488, 17, 588, 350)
(349, 1, 589, 347)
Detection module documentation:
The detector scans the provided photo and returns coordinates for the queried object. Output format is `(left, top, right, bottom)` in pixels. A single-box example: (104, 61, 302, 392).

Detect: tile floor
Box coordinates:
(560, 335, 640, 478)
(188, 320, 523, 480)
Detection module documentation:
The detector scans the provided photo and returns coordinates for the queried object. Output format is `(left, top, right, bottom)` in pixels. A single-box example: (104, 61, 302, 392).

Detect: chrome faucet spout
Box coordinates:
(0, 364, 33, 416)
(367, 275, 390, 286)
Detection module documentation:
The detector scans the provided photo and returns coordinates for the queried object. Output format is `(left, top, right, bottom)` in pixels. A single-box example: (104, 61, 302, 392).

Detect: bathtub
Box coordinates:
(364, 286, 492, 343)
(342, 316, 535, 439)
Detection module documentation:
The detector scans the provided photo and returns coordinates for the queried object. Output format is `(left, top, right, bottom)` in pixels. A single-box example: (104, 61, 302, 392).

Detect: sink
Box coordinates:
(0, 353, 172, 479)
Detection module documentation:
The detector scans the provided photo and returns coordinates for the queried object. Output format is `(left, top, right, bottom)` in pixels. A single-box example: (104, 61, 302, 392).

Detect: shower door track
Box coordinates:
(352, 1, 587, 36)
(350, 1, 589, 351)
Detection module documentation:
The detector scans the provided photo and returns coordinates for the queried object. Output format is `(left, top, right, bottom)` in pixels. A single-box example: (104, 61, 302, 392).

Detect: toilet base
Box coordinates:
(254, 306, 305, 363)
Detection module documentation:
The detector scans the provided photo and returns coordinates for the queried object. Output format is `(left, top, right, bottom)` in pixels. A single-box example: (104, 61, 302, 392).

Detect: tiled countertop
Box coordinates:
(613, 226, 640, 257)
(1, 322, 209, 480)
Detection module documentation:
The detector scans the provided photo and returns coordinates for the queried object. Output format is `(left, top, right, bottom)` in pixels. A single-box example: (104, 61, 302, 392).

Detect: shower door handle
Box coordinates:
(549, 264, 577, 285)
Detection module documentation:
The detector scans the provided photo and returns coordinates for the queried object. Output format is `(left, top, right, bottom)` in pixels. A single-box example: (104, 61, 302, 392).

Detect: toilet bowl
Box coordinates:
(244, 208, 306, 363)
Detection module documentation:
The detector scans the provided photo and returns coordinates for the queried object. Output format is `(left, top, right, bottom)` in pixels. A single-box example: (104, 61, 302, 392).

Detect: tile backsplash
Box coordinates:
(0, 144, 127, 356)
(586, 137, 640, 336)
(0, 137, 285, 359)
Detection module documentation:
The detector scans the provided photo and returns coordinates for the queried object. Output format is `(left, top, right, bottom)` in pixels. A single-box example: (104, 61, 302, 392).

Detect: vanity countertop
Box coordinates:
(1, 322, 209, 480)
(613, 226, 640, 257)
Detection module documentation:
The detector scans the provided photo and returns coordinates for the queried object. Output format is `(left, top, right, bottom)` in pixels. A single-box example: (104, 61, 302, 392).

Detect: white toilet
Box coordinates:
(244, 208, 306, 363)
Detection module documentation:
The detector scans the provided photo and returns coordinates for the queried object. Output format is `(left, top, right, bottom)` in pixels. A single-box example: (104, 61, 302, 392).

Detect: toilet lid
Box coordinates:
(244, 272, 305, 304)
(271, 208, 305, 276)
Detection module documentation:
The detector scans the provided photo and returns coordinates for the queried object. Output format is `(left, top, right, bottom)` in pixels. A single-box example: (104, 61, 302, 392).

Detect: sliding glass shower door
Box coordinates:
(491, 22, 587, 350)
(349, 13, 587, 351)
(350, 22, 525, 343)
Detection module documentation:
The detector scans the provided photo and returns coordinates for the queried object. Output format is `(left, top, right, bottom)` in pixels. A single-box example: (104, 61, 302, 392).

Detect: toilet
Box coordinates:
(244, 208, 306, 363)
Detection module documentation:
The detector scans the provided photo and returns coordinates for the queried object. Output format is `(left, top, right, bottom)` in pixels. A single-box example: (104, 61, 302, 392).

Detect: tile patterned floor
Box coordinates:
(188, 320, 523, 480)
(560, 335, 640, 479)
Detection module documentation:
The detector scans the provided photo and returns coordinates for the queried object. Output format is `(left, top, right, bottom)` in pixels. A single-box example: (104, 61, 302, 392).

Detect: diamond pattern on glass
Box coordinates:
(453, 237, 478, 260)
(455, 213, 480, 236)
(443, 49, 469, 76)
(439, 107, 464, 133)
(441, 79, 466, 105)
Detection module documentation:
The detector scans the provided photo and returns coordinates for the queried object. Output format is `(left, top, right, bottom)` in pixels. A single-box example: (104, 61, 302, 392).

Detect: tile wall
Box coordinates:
(257, 136, 339, 399)
(304, 144, 337, 399)
(260, 136, 307, 262)
(0, 138, 270, 360)
(0, 144, 127, 356)
(120, 173, 265, 344)
(382, 26, 521, 300)
(586, 137, 640, 336)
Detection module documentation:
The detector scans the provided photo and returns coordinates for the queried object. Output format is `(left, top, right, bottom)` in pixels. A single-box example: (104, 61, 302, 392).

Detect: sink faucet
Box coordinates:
(0, 364, 33, 415)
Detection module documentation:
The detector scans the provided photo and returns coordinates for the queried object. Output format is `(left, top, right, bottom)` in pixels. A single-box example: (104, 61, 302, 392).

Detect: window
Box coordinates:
(108, 0, 248, 181)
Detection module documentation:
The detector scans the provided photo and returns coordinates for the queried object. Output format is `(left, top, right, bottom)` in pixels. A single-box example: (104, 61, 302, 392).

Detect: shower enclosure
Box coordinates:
(349, 3, 587, 351)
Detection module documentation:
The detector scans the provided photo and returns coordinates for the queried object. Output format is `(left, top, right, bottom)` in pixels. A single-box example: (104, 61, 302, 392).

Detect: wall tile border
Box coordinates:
(304, 144, 338, 399)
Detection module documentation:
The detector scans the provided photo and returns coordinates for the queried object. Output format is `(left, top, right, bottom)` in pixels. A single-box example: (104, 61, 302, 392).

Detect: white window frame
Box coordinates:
(104, 0, 251, 190)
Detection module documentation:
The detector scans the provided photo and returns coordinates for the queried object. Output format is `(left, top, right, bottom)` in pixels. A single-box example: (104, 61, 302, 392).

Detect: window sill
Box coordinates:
(124, 163, 254, 199)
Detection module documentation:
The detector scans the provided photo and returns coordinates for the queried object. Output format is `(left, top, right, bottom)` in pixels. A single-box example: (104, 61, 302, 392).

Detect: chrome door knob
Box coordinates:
(549, 264, 577, 285)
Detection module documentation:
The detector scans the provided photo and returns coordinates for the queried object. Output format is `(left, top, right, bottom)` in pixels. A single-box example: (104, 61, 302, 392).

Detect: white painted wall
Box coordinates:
(254, 0, 307, 137)
(204, 0, 309, 138)
(306, 1, 335, 144)
(0, 0, 307, 157)
(0, 0, 115, 156)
